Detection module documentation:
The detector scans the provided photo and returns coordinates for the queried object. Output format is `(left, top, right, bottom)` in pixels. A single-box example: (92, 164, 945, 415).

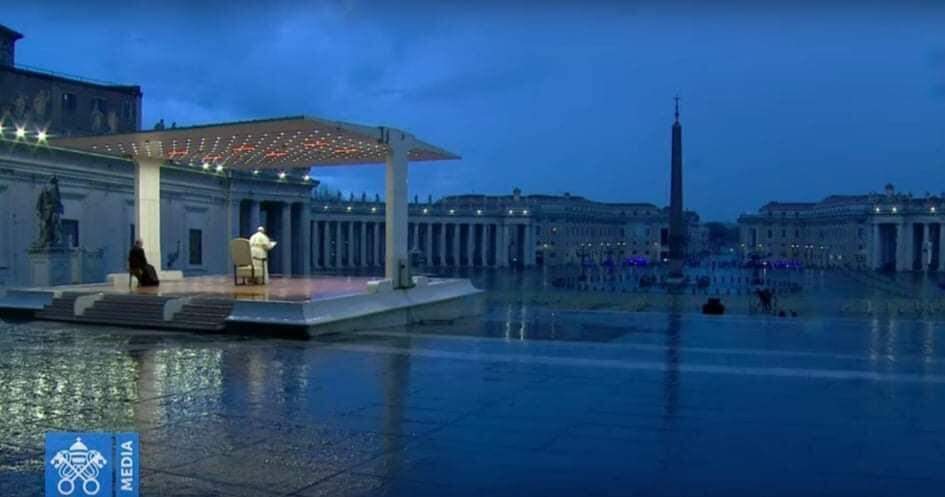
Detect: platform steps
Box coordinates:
(78, 294, 175, 328)
(34, 293, 84, 321)
(35, 294, 234, 332)
(169, 299, 234, 332)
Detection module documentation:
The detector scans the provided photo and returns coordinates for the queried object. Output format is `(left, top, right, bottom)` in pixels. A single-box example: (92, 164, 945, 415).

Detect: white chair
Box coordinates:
(230, 238, 256, 285)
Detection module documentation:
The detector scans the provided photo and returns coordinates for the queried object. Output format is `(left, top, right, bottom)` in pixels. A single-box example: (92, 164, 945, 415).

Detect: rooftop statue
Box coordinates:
(33, 176, 65, 250)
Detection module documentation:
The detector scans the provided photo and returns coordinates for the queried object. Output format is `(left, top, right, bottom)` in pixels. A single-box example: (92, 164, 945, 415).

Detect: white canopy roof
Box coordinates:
(51, 115, 459, 169)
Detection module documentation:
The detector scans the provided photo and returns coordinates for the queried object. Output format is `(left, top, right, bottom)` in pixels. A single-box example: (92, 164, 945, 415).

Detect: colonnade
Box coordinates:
(871, 220, 945, 272)
(311, 219, 537, 270)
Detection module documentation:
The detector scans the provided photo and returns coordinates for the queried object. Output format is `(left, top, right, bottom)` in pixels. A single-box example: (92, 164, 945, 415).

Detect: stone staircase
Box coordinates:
(34, 292, 83, 321)
(79, 294, 175, 328)
(34, 294, 234, 332)
(169, 299, 234, 332)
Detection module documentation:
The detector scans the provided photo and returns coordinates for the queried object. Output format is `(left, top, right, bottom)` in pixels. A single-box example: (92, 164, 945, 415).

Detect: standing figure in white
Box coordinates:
(249, 226, 277, 284)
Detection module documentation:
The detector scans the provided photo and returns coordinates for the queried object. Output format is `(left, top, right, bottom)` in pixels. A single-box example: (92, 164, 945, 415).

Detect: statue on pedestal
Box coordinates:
(28, 176, 73, 287)
(33, 176, 65, 250)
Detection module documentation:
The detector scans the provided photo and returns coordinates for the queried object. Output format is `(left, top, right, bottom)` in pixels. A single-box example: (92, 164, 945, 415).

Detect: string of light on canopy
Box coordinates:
(51, 115, 459, 170)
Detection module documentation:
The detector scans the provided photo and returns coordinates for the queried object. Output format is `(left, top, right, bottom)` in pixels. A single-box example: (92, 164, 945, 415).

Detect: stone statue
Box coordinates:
(32, 90, 49, 118)
(33, 177, 65, 250)
(107, 111, 119, 134)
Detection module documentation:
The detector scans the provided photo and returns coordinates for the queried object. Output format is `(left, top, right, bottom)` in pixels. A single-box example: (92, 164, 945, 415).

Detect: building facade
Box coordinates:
(308, 188, 703, 271)
(0, 24, 142, 137)
(737, 184, 945, 272)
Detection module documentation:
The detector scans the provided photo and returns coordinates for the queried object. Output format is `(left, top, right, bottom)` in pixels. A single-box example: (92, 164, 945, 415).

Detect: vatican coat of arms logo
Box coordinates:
(49, 437, 109, 496)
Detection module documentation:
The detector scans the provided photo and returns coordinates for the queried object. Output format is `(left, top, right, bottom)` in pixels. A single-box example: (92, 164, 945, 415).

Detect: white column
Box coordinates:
(452, 224, 460, 267)
(280, 203, 292, 276)
(347, 221, 355, 268)
(300, 203, 311, 275)
(466, 224, 475, 266)
(480, 224, 488, 266)
(312, 218, 321, 269)
(871, 223, 881, 270)
(524, 223, 534, 266)
(412, 223, 419, 252)
(439, 223, 447, 266)
(321, 221, 330, 268)
(903, 222, 914, 271)
(923, 223, 931, 271)
(500, 225, 511, 267)
(134, 158, 163, 272)
(359, 221, 367, 267)
(425, 223, 433, 267)
(385, 140, 410, 286)
(940, 223, 945, 272)
(335, 221, 342, 268)
(372, 222, 381, 267)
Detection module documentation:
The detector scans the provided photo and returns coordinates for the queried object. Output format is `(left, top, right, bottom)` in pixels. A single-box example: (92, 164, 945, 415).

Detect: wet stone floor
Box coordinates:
(2, 306, 945, 496)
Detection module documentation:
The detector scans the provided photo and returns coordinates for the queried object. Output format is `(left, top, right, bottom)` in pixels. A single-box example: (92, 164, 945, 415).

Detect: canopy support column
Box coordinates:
(134, 158, 163, 272)
(385, 131, 412, 288)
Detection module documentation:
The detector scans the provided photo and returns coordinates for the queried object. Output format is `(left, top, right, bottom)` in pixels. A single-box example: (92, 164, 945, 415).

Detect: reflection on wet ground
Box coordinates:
(2, 303, 945, 496)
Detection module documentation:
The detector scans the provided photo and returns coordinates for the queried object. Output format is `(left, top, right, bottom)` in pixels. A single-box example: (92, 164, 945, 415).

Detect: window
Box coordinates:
(62, 93, 77, 113)
(122, 101, 133, 120)
(189, 229, 203, 265)
(62, 219, 79, 248)
(767, 229, 773, 239)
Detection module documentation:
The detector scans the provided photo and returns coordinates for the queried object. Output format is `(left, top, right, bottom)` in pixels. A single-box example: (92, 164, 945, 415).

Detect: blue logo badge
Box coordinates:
(45, 432, 139, 497)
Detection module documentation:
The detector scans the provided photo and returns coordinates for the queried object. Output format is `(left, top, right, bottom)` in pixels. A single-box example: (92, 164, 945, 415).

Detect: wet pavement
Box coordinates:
(2, 304, 945, 496)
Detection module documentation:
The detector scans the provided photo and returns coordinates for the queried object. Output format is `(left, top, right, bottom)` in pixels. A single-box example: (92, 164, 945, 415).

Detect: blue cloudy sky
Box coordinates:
(5, 0, 945, 221)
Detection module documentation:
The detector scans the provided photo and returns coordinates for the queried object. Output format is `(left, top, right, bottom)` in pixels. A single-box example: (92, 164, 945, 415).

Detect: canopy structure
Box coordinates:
(51, 116, 460, 287)
(52, 115, 459, 168)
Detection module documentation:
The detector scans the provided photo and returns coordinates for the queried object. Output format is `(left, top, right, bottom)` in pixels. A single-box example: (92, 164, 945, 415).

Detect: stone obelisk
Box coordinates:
(667, 96, 686, 281)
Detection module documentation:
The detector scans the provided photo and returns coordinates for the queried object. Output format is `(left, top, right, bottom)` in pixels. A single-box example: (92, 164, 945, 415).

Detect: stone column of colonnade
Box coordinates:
(321, 222, 331, 269)
(451, 224, 461, 266)
(300, 203, 312, 275)
(312, 217, 321, 270)
(373, 222, 381, 267)
(360, 222, 368, 267)
(919, 223, 932, 271)
(425, 223, 434, 267)
(871, 223, 882, 270)
(346, 222, 354, 267)
(465, 224, 475, 266)
(478, 224, 487, 266)
(438, 223, 447, 266)
(334, 221, 342, 268)
(280, 204, 292, 276)
(939, 223, 945, 271)
(499, 224, 510, 267)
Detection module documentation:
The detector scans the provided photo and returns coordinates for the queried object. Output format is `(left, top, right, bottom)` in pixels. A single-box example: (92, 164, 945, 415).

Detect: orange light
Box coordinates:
(232, 144, 256, 153)
(265, 151, 288, 159)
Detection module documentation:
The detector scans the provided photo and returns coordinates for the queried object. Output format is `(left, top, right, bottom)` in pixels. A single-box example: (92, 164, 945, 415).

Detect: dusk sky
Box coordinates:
(5, 1, 945, 221)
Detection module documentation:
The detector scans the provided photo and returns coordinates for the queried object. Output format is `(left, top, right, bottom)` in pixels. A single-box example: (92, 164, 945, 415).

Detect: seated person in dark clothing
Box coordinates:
(128, 239, 160, 287)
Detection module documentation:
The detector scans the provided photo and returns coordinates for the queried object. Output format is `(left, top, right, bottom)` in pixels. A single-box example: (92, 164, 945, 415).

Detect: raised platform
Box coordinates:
(0, 275, 483, 335)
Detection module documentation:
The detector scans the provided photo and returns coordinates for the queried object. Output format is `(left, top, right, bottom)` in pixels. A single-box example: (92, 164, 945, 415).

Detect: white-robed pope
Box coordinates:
(249, 226, 277, 284)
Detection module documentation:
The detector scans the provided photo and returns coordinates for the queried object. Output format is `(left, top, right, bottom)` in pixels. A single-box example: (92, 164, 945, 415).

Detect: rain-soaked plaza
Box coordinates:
(3, 268, 945, 496)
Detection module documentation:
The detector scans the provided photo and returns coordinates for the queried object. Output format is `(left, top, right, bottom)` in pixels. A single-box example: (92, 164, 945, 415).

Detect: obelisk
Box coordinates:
(668, 96, 686, 280)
